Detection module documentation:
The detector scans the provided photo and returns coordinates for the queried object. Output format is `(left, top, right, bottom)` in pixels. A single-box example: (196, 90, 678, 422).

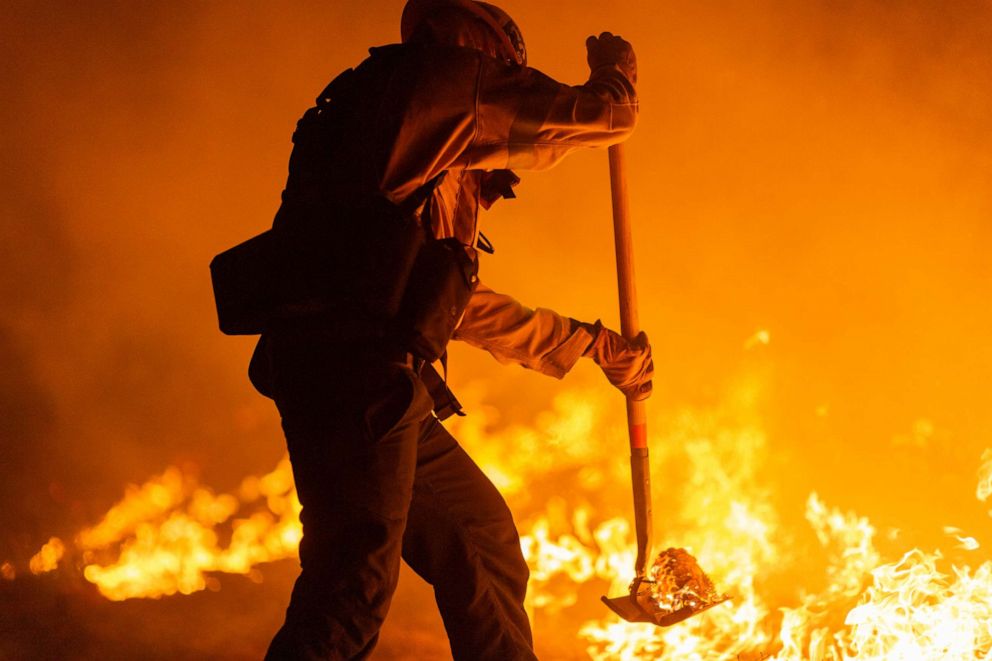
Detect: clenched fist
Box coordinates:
(580, 320, 653, 400)
(586, 31, 637, 84)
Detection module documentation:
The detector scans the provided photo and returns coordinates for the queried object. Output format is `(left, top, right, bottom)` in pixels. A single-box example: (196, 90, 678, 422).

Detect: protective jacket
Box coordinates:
(270, 41, 638, 379)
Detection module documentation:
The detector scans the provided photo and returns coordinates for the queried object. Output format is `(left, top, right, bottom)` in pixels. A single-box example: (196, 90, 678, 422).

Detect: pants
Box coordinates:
(262, 331, 536, 660)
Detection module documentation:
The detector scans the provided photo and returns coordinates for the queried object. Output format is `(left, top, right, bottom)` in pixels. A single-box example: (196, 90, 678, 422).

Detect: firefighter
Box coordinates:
(258, 1, 652, 658)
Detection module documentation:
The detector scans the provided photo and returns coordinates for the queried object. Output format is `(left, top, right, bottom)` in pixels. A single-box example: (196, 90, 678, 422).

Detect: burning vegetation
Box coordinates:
(13, 382, 992, 659)
(645, 547, 728, 617)
(2, 0, 990, 657)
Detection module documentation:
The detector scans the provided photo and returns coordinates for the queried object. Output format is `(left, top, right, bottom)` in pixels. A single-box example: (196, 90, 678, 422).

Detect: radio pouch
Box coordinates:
(396, 237, 479, 362)
(210, 229, 288, 336)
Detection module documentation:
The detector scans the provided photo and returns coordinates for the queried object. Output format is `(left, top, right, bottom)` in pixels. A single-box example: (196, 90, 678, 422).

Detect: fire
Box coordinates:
(28, 537, 65, 575)
(643, 547, 727, 616)
(31, 459, 302, 600)
(745, 328, 771, 349)
(978, 448, 992, 504)
(944, 526, 980, 552)
(24, 382, 992, 658)
(845, 550, 992, 659)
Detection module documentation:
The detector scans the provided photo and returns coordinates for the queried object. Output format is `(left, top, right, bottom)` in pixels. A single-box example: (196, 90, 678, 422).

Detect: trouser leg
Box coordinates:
(265, 353, 434, 661)
(402, 417, 537, 661)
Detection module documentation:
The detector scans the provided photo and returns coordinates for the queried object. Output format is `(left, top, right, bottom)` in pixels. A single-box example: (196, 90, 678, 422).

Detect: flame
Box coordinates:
(978, 448, 992, 504)
(944, 526, 980, 552)
(845, 550, 992, 658)
(642, 547, 727, 615)
(745, 329, 771, 349)
(50, 458, 302, 600)
(29, 537, 65, 575)
(25, 388, 992, 658)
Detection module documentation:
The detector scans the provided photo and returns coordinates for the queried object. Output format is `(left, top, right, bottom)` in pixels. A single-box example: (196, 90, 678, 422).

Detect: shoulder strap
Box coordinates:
(420, 356, 465, 420)
(399, 170, 448, 221)
(315, 68, 356, 107)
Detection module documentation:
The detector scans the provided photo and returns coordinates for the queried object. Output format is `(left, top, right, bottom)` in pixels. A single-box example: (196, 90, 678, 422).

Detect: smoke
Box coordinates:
(1, 0, 990, 657)
(501, 0, 992, 530)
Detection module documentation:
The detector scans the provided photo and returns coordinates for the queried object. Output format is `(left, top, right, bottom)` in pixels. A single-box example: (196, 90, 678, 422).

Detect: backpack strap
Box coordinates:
(399, 170, 448, 221)
(315, 67, 357, 107)
(420, 356, 465, 420)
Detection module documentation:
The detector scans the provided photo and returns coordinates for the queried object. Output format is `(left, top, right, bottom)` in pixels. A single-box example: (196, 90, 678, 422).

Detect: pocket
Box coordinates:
(355, 366, 433, 521)
(361, 365, 432, 444)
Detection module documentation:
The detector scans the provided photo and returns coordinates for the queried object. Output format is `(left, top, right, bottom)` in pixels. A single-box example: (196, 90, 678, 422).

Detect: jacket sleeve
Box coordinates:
(451, 282, 595, 378)
(459, 58, 638, 172)
(380, 48, 637, 202)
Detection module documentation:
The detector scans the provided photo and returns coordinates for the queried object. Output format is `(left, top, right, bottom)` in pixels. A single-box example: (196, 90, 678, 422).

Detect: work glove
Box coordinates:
(586, 31, 637, 85)
(581, 321, 653, 400)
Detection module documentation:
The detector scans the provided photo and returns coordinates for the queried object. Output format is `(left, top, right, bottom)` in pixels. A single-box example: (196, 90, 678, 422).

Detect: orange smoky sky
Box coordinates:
(1, 0, 990, 657)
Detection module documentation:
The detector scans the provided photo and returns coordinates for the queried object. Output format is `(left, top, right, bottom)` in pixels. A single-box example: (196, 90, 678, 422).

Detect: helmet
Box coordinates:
(401, 0, 526, 66)
(475, 3, 526, 66)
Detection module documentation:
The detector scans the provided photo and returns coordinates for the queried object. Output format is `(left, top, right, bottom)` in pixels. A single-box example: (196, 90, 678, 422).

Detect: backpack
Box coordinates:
(209, 69, 478, 362)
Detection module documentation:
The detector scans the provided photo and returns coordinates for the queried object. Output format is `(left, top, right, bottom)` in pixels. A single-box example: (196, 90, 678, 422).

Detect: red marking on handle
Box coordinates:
(629, 422, 647, 449)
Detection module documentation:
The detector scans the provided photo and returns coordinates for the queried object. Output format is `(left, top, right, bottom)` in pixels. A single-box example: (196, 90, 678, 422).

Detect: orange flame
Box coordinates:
(27, 389, 992, 658)
(28, 537, 65, 575)
(978, 449, 992, 504)
(70, 459, 301, 600)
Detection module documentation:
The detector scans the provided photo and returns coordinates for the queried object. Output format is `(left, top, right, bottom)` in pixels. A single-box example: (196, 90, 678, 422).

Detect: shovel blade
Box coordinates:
(601, 593, 731, 627)
(600, 594, 655, 623)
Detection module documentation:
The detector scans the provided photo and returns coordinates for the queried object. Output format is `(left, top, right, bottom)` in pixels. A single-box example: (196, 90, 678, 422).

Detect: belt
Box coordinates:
(339, 338, 423, 374)
(267, 322, 424, 373)
(398, 351, 425, 373)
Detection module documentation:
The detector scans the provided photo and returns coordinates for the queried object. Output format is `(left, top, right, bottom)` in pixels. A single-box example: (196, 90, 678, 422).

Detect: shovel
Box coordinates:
(600, 143, 729, 627)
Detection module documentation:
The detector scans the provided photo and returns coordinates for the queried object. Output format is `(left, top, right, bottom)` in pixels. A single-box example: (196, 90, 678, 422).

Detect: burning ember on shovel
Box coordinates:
(602, 547, 730, 626)
(599, 144, 729, 626)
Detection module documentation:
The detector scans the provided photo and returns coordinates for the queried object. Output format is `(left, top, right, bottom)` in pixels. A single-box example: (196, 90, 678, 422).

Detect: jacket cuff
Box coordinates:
(538, 323, 596, 379)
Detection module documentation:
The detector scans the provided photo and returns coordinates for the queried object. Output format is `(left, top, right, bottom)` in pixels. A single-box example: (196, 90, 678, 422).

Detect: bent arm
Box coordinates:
(460, 57, 638, 172)
(381, 46, 637, 202)
(452, 282, 595, 378)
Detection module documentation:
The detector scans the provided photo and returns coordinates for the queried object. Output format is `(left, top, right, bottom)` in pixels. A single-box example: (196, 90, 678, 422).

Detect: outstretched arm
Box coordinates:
(452, 282, 594, 378)
(452, 282, 653, 398)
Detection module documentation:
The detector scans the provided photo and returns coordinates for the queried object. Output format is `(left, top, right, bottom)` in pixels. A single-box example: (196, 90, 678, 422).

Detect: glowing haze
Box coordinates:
(1, 0, 990, 658)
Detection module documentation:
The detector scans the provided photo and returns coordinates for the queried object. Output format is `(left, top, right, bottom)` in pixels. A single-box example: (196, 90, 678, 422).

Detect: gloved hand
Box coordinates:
(586, 31, 637, 85)
(581, 320, 653, 400)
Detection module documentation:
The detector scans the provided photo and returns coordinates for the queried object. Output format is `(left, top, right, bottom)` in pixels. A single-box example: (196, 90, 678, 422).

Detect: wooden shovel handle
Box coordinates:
(609, 144, 640, 340)
(609, 144, 648, 447)
(609, 143, 653, 577)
